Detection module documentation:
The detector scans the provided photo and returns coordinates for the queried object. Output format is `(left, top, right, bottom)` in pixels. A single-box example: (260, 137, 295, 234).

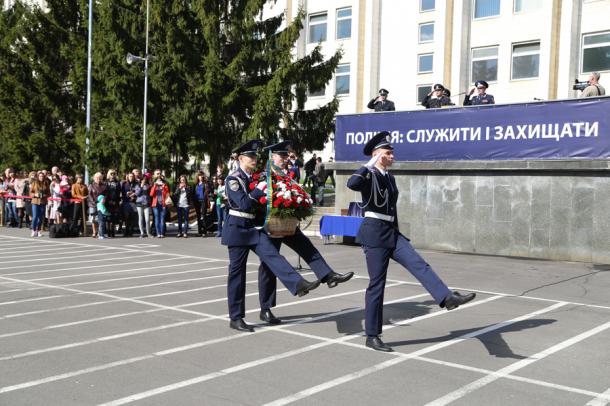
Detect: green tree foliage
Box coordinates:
(0, 0, 341, 175)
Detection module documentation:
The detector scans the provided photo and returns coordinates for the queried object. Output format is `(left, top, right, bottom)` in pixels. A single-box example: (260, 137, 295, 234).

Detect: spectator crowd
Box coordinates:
(0, 155, 334, 239)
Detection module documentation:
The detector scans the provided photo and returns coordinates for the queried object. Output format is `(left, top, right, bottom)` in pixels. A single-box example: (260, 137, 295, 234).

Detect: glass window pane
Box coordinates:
(419, 23, 434, 42)
(515, 0, 542, 13)
(513, 43, 540, 54)
(337, 19, 351, 39)
(418, 54, 433, 72)
(336, 65, 350, 74)
(512, 55, 539, 79)
(472, 59, 498, 82)
(473, 47, 498, 59)
(309, 86, 325, 97)
(336, 76, 350, 94)
(418, 86, 432, 103)
(583, 45, 610, 72)
(421, 0, 435, 11)
(584, 33, 610, 46)
(308, 14, 327, 43)
(474, 0, 501, 18)
(337, 8, 351, 18)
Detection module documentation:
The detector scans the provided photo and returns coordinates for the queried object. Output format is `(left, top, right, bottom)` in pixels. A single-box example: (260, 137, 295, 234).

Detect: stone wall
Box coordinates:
(330, 160, 610, 264)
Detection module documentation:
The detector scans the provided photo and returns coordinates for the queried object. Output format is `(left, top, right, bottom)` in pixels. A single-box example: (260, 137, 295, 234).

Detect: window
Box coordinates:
(335, 64, 350, 95)
(417, 85, 432, 104)
(308, 13, 327, 43)
(582, 32, 610, 73)
(336, 7, 352, 40)
(419, 23, 434, 43)
(308, 85, 325, 97)
(474, 0, 500, 19)
(514, 0, 542, 13)
(420, 0, 435, 12)
(512, 42, 540, 79)
(418, 54, 433, 73)
(472, 46, 498, 82)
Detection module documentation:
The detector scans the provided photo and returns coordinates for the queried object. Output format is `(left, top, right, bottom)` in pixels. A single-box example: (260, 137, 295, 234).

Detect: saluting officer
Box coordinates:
(347, 132, 476, 352)
(367, 88, 396, 112)
(222, 140, 320, 333)
(464, 80, 495, 106)
(258, 141, 355, 325)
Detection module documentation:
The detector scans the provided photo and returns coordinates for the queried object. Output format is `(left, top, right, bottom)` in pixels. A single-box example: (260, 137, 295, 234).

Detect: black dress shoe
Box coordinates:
(323, 271, 355, 288)
(442, 291, 476, 310)
(296, 279, 321, 297)
(260, 309, 282, 325)
(365, 336, 393, 352)
(229, 318, 254, 332)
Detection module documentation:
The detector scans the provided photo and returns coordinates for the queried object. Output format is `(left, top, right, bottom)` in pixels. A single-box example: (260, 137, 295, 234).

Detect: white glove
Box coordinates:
(365, 153, 382, 169)
(256, 181, 267, 191)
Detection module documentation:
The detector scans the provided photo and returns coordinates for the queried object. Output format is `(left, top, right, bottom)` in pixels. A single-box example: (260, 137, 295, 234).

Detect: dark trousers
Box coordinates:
(194, 199, 207, 234)
(362, 234, 451, 336)
(227, 234, 305, 320)
(177, 206, 189, 234)
(258, 229, 333, 309)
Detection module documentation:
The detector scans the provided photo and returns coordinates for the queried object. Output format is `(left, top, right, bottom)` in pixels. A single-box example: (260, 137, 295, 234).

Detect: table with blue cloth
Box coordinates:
(319, 215, 364, 244)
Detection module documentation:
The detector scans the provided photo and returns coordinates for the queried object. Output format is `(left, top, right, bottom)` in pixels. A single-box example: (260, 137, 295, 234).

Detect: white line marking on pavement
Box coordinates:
(96, 296, 499, 406)
(586, 388, 610, 406)
(413, 356, 610, 402)
(363, 275, 610, 311)
(4, 258, 190, 278)
(0, 249, 112, 261)
(424, 320, 610, 406)
(122, 244, 160, 248)
(0, 254, 168, 271)
(262, 302, 567, 406)
(0, 265, 228, 306)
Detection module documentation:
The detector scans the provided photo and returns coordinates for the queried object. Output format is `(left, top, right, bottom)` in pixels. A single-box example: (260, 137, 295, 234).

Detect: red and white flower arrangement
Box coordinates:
(249, 171, 314, 221)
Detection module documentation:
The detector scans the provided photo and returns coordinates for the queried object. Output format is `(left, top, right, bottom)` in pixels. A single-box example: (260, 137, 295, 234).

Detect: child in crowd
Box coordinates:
(97, 194, 109, 240)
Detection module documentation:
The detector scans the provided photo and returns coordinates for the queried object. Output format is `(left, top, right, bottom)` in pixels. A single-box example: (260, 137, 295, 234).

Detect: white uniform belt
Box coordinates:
(229, 210, 255, 219)
(365, 211, 394, 222)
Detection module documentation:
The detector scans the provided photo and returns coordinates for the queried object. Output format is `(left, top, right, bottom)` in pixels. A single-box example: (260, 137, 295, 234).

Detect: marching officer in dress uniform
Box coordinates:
(463, 80, 495, 106)
(258, 141, 355, 325)
(367, 88, 396, 112)
(347, 132, 476, 352)
(222, 140, 321, 333)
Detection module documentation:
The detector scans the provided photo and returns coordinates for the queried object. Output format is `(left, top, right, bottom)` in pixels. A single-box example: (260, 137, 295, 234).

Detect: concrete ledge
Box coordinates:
(328, 159, 610, 172)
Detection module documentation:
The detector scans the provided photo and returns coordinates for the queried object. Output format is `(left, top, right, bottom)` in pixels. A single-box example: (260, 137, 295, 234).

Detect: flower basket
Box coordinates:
(266, 215, 299, 237)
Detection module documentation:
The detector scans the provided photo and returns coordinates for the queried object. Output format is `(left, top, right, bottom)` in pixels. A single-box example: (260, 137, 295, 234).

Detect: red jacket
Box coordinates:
(150, 182, 170, 207)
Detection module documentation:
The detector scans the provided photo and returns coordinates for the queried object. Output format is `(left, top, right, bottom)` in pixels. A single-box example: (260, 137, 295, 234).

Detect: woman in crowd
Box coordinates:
(192, 172, 209, 237)
(48, 174, 61, 225)
(173, 174, 192, 238)
(29, 171, 50, 237)
(57, 175, 72, 223)
(87, 172, 107, 238)
(135, 173, 152, 238)
(23, 171, 35, 228)
(4, 168, 18, 227)
(150, 169, 169, 238)
(71, 174, 88, 234)
(121, 172, 138, 237)
(13, 171, 26, 228)
(105, 169, 121, 238)
(214, 177, 226, 237)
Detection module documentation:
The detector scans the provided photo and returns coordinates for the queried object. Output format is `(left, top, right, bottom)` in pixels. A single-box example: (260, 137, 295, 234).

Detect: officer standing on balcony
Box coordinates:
(222, 140, 320, 333)
(367, 88, 396, 112)
(257, 141, 355, 325)
(463, 80, 495, 106)
(347, 132, 477, 352)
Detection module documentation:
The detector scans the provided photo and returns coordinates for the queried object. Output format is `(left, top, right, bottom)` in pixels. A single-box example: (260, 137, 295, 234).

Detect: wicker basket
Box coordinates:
(266, 216, 299, 237)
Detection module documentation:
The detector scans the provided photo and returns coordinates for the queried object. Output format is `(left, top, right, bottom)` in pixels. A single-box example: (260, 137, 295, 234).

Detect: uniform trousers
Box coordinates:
(258, 229, 333, 309)
(227, 233, 304, 320)
(363, 234, 451, 336)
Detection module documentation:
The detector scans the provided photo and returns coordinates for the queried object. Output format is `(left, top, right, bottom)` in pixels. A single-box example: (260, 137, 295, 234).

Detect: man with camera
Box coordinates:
(578, 72, 605, 98)
(367, 88, 396, 112)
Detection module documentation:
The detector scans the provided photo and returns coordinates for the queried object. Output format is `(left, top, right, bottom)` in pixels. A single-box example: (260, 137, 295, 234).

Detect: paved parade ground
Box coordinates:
(0, 228, 609, 405)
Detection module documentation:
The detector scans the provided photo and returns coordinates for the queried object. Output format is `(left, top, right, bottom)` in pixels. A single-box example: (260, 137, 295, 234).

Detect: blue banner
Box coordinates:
(335, 97, 610, 161)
